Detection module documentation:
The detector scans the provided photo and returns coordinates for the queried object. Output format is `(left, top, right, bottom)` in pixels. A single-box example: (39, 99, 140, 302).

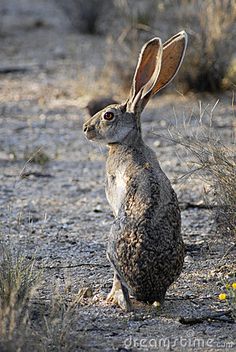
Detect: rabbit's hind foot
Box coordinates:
(106, 273, 132, 312)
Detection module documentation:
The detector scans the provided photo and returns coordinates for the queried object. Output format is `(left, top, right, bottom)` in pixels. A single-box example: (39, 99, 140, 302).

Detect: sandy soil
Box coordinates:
(0, 1, 235, 351)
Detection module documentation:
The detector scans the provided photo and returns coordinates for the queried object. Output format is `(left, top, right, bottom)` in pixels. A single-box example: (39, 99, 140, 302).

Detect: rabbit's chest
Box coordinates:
(106, 169, 127, 217)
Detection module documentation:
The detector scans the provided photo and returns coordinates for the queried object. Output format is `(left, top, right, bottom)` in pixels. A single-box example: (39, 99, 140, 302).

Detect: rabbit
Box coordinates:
(83, 31, 188, 311)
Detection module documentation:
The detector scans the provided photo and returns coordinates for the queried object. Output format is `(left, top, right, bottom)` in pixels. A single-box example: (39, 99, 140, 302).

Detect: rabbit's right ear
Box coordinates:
(126, 37, 163, 114)
(150, 31, 188, 96)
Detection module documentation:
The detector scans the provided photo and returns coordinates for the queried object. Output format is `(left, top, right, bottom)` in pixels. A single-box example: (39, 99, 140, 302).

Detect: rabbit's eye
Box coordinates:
(103, 111, 114, 121)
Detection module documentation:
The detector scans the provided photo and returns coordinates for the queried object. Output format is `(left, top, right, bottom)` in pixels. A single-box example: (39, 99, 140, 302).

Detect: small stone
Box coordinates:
(153, 140, 161, 147)
(185, 255, 194, 264)
(184, 290, 195, 298)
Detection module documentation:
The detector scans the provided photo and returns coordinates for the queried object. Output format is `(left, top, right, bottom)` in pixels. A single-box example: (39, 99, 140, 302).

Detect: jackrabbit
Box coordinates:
(83, 31, 188, 311)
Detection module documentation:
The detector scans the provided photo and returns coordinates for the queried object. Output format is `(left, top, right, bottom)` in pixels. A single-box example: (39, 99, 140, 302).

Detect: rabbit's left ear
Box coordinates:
(127, 37, 163, 113)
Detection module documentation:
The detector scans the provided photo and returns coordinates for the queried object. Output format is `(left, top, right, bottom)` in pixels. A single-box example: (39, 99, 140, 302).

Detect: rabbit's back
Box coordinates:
(106, 144, 184, 303)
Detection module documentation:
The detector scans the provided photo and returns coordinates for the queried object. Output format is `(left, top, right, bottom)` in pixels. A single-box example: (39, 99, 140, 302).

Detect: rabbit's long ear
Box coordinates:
(150, 31, 188, 96)
(127, 37, 163, 113)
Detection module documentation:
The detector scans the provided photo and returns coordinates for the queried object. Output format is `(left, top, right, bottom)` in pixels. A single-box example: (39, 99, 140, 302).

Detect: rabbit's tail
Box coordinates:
(133, 288, 167, 305)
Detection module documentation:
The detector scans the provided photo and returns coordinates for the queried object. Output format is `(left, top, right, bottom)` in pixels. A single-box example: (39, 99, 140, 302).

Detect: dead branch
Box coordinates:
(179, 310, 234, 325)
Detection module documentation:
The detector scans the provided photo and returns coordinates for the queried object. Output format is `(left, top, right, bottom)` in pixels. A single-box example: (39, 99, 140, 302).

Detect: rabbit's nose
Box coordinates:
(83, 124, 95, 133)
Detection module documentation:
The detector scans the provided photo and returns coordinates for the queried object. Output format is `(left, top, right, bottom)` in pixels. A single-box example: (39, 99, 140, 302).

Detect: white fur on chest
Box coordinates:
(106, 168, 126, 217)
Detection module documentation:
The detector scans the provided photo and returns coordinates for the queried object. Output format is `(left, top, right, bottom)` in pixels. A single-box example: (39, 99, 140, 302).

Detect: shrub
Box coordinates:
(159, 104, 236, 238)
(0, 243, 39, 351)
(105, 0, 236, 93)
(0, 242, 83, 351)
(175, 0, 236, 92)
(58, 0, 111, 34)
(38, 281, 83, 351)
(23, 147, 50, 166)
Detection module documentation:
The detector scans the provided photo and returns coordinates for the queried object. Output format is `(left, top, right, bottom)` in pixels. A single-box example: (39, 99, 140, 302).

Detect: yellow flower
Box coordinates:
(225, 283, 231, 290)
(232, 282, 236, 290)
(219, 293, 227, 300)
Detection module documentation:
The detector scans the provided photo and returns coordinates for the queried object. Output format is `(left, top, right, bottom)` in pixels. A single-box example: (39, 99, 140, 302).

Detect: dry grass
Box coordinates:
(171, 128, 235, 235)
(0, 243, 39, 351)
(160, 104, 236, 238)
(0, 241, 84, 351)
(37, 282, 83, 351)
(56, 0, 236, 93)
(102, 0, 236, 93)
(178, 0, 236, 92)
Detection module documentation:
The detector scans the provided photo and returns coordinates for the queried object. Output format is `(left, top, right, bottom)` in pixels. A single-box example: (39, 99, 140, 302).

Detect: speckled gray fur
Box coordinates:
(106, 140, 184, 303)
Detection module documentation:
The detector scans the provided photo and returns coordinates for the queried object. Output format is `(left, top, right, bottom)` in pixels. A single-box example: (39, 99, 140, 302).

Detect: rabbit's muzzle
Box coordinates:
(83, 123, 97, 140)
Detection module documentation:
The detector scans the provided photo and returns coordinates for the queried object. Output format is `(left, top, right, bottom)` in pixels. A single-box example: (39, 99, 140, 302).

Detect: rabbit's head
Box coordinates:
(83, 31, 187, 145)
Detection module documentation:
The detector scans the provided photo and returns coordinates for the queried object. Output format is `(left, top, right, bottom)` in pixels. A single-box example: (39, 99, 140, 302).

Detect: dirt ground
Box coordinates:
(0, 1, 236, 351)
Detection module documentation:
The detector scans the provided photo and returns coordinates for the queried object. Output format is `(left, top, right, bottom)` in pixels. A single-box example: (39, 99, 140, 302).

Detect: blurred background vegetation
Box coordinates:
(57, 0, 236, 93)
